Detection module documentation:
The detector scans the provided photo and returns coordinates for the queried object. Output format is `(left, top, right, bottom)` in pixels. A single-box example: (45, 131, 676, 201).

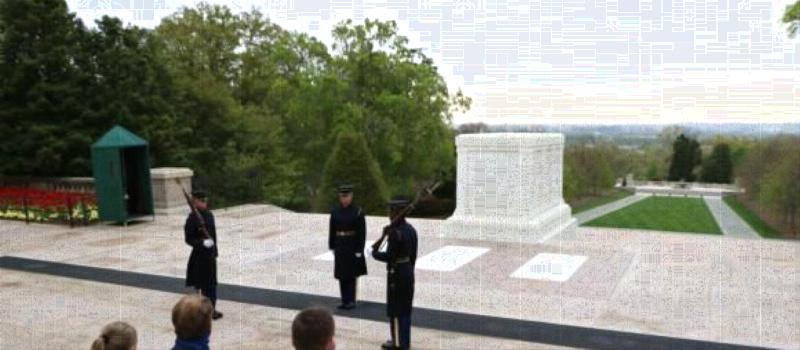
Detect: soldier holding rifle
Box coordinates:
(183, 189, 223, 320)
(372, 183, 437, 350)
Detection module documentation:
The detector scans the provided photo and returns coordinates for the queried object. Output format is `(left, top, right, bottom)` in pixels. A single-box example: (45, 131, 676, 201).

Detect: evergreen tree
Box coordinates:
(701, 143, 733, 184)
(668, 134, 702, 182)
(688, 138, 702, 181)
(0, 0, 88, 175)
(0, 1, 179, 176)
(667, 135, 688, 181)
(315, 130, 389, 215)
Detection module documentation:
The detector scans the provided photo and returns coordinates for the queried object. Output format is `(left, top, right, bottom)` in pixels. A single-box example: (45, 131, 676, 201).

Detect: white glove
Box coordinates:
(355, 253, 362, 258)
(202, 239, 215, 248)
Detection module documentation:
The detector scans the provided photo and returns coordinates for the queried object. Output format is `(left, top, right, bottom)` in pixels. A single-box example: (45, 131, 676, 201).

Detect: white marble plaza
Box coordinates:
(414, 245, 489, 272)
(442, 133, 577, 244)
(1, 208, 798, 349)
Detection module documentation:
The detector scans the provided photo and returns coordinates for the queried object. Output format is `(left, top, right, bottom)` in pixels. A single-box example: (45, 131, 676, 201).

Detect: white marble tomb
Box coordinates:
(441, 133, 577, 243)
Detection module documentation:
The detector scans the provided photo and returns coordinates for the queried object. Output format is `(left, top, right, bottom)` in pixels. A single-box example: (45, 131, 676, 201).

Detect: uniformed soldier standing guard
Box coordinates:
(184, 190, 223, 320)
(372, 197, 418, 350)
(328, 184, 368, 310)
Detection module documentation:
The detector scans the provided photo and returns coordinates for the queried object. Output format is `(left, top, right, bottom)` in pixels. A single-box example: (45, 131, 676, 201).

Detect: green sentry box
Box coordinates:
(91, 125, 154, 224)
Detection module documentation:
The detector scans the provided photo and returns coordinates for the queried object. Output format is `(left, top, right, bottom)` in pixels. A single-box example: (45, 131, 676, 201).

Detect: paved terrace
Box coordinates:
(0, 207, 798, 349)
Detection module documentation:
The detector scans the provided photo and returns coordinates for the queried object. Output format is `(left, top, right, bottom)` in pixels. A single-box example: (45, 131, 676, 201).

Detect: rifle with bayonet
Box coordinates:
(180, 186, 211, 240)
(371, 181, 441, 252)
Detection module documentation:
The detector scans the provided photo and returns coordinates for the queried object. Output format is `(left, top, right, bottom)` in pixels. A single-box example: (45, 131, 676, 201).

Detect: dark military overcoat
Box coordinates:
(372, 218, 418, 316)
(184, 210, 218, 288)
(329, 204, 368, 279)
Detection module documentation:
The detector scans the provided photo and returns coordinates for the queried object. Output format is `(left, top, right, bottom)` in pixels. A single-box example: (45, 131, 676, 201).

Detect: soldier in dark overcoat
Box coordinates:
(184, 190, 223, 320)
(372, 197, 418, 350)
(328, 184, 368, 310)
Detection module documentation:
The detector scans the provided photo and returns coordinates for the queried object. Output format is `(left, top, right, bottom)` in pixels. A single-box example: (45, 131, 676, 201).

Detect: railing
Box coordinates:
(0, 176, 95, 194)
(628, 179, 742, 192)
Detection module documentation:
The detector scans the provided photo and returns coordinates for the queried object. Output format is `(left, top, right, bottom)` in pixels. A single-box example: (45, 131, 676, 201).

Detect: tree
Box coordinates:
(315, 130, 389, 214)
(330, 19, 469, 195)
(738, 135, 800, 236)
(645, 163, 660, 181)
(456, 122, 489, 134)
(707, 135, 754, 169)
(564, 144, 616, 198)
(155, 11, 471, 207)
(700, 143, 733, 184)
(154, 5, 297, 208)
(587, 152, 616, 195)
(0, 0, 90, 176)
(759, 152, 800, 236)
(81, 16, 180, 167)
(631, 142, 670, 181)
(658, 125, 684, 150)
(668, 134, 701, 182)
(0, 2, 472, 210)
(783, 1, 800, 37)
(689, 138, 702, 180)
(562, 158, 579, 201)
(0, 2, 180, 177)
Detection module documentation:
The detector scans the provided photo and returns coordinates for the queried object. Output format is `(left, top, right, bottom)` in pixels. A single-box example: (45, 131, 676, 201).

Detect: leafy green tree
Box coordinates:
(630, 142, 670, 181)
(588, 153, 616, 195)
(315, 130, 389, 214)
(0, 2, 472, 211)
(700, 143, 733, 184)
(564, 144, 615, 197)
(759, 152, 800, 236)
(154, 4, 297, 207)
(645, 163, 660, 181)
(562, 157, 579, 201)
(330, 19, 469, 195)
(783, 1, 800, 37)
(707, 135, 754, 170)
(738, 135, 800, 236)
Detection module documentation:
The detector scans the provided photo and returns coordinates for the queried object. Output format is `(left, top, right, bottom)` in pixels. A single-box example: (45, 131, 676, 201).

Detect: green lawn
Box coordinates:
(584, 196, 722, 234)
(570, 189, 635, 214)
(722, 195, 782, 239)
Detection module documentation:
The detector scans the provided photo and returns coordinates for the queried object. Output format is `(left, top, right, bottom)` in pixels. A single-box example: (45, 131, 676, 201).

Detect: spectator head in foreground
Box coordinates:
(292, 307, 336, 350)
(91, 321, 137, 350)
(171, 294, 214, 350)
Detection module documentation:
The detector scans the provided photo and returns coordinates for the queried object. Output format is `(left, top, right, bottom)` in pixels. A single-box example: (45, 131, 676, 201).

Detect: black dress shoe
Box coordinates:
(342, 302, 356, 310)
(337, 303, 347, 310)
(212, 311, 223, 320)
(380, 340, 396, 350)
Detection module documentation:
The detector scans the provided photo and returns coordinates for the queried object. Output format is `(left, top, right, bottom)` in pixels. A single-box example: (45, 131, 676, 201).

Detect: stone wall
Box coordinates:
(150, 167, 193, 215)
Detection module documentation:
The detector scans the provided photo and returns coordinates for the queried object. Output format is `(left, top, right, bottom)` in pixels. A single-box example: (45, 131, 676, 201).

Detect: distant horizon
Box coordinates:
(452, 119, 800, 126)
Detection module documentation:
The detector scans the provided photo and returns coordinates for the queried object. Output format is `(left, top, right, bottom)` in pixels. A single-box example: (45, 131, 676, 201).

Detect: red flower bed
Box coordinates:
(0, 187, 97, 224)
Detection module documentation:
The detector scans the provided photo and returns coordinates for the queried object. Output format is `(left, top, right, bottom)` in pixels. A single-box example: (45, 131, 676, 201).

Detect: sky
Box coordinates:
(66, 0, 800, 125)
